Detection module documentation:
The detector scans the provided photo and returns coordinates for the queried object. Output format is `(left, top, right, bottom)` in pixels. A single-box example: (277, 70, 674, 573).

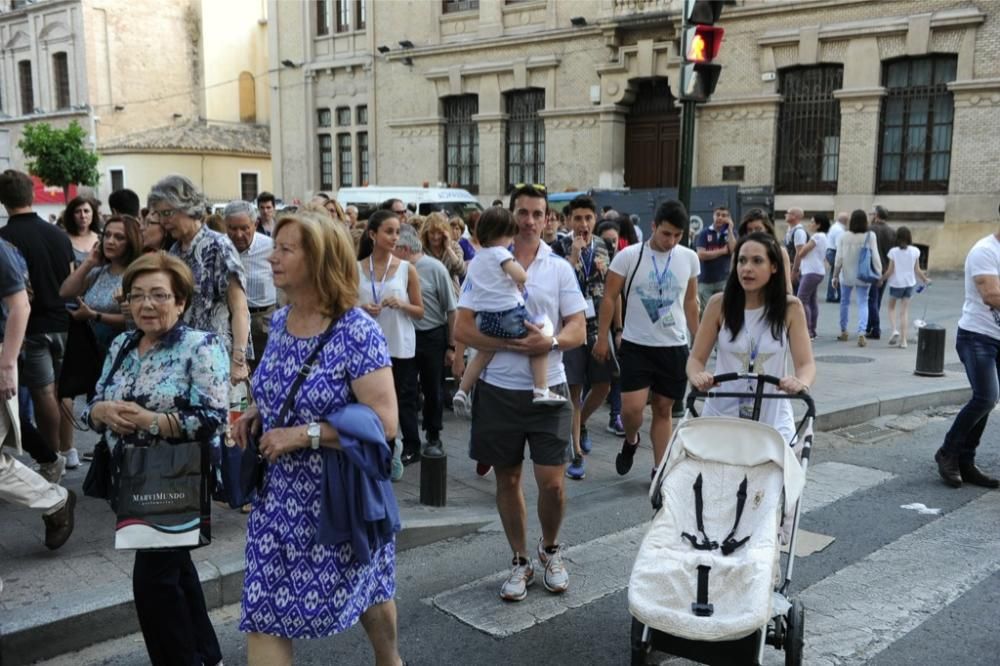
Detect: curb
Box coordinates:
(0, 388, 971, 665)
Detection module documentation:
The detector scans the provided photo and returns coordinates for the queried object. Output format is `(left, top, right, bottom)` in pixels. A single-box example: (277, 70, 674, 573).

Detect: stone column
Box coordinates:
(832, 87, 885, 199)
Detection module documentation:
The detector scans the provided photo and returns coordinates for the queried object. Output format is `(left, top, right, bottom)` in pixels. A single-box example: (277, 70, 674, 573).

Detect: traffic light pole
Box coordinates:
(678, 99, 696, 216)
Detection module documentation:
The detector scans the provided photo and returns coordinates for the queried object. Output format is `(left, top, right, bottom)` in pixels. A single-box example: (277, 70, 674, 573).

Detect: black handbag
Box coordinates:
(222, 318, 337, 508)
(81, 338, 138, 501)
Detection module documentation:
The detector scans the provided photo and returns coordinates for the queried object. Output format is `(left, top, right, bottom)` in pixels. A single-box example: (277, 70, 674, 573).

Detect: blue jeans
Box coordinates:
(942, 328, 1000, 463)
(825, 249, 839, 302)
(839, 284, 871, 334)
(867, 281, 887, 336)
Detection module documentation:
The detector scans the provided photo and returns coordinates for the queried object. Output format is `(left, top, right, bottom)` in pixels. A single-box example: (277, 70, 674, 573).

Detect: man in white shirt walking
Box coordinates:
(224, 201, 275, 370)
(826, 211, 847, 302)
(595, 200, 700, 479)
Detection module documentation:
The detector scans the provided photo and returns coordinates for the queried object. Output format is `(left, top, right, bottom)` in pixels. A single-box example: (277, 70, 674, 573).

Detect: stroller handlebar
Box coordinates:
(686, 373, 816, 420)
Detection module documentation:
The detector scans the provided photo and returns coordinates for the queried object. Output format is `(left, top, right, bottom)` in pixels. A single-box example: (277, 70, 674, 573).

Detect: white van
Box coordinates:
(336, 186, 483, 220)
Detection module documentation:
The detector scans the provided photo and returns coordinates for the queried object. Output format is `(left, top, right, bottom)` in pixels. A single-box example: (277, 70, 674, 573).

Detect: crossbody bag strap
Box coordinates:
(274, 317, 338, 427)
(622, 240, 645, 321)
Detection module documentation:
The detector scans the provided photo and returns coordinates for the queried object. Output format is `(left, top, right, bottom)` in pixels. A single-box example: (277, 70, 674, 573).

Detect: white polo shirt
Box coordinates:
(458, 240, 586, 391)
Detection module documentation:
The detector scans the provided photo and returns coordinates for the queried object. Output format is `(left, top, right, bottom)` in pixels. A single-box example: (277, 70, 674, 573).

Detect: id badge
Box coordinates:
(738, 398, 754, 420)
(584, 297, 596, 319)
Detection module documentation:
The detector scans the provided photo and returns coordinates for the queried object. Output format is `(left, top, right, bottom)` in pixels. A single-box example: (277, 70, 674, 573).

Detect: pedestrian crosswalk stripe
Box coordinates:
(794, 491, 1000, 666)
(430, 462, 894, 638)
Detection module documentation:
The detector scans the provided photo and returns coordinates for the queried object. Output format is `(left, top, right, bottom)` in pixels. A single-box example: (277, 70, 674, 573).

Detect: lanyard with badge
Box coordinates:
(650, 249, 673, 321)
(369, 255, 394, 303)
(579, 239, 597, 318)
(738, 332, 761, 420)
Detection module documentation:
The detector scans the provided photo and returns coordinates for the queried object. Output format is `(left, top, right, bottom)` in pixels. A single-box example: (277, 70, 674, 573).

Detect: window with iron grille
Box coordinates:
(18, 60, 33, 115)
(358, 131, 369, 185)
(336, 106, 351, 126)
(443, 95, 479, 192)
(357, 105, 368, 125)
(241, 173, 259, 202)
(505, 89, 545, 191)
(319, 134, 333, 190)
(315, 0, 329, 36)
(877, 55, 956, 194)
(336, 0, 349, 32)
(356, 0, 366, 29)
(338, 133, 352, 187)
(774, 66, 843, 193)
(317, 108, 331, 127)
(443, 0, 478, 14)
(52, 52, 70, 109)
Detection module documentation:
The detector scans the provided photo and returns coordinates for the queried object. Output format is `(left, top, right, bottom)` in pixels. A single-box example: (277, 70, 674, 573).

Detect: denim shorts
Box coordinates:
(21, 332, 68, 389)
(889, 286, 913, 299)
(476, 305, 529, 339)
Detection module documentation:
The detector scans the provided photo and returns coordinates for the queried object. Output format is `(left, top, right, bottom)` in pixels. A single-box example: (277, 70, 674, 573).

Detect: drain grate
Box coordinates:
(835, 423, 898, 442)
(815, 355, 875, 364)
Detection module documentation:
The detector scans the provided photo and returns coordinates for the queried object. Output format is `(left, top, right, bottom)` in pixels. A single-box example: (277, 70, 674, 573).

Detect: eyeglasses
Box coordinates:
(126, 291, 174, 305)
(391, 208, 407, 216)
(149, 209, 180, 220)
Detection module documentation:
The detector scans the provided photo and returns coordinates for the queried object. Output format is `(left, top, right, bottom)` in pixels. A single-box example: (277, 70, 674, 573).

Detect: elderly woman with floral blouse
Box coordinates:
(147, 175, 251, 383)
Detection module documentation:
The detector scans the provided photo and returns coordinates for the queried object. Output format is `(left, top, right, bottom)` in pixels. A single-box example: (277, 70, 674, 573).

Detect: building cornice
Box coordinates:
(386, 117, 445, 130)
(832, 87, 887, 101)
(948, 78, 1000, 94)
(757, 6, 985, 47)
(424, 54, 560, 81)
(98, 147, 268, 159)
(699, 93, 782, 109)
(386, 26, 600, 60)
(305, 55, 372, 73)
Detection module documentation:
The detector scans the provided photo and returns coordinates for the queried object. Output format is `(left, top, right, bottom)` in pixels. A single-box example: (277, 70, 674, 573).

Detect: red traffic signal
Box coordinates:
(685, 25, 725, 63)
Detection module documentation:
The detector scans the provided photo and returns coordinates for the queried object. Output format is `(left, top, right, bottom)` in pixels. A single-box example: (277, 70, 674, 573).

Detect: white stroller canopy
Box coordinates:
(652, 417, 805, 514)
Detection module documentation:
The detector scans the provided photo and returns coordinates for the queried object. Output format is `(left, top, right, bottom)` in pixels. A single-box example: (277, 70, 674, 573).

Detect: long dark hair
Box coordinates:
(357, 209, 397, 260)
(723, 232, 788, 342)
(848, 209, 868, 234)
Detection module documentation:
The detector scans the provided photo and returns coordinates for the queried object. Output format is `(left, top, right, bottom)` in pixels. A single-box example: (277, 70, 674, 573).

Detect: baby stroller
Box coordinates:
(628, 373, 815, 665)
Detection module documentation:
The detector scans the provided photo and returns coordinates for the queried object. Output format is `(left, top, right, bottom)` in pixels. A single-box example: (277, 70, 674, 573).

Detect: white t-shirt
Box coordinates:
(610, 241, 700, 347)
(461, 246, 523, 313)
(800, 232, 828, 276)
(784, 225, 808, 251)
(958, 234, 1000, 340)
(458, 241, 587, 390)
(887, 246, 921, 288)
(827, 221, 845, 253)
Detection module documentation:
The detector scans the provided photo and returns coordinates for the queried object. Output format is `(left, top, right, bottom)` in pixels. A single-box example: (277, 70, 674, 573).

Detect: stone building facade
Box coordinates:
(272, 0, 1000, 268)
(0, 0, 270, 208)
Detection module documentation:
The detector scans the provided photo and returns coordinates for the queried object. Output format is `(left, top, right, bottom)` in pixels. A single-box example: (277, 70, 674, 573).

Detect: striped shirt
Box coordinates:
(240, 232, 276, 308)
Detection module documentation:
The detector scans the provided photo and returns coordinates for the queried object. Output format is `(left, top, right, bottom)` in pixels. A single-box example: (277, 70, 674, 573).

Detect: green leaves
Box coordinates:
(18, 121, 100, 200)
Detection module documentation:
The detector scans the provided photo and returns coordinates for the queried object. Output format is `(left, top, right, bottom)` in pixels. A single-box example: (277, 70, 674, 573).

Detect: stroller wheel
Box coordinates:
(784, 600, 805, 666)
(630, 617, 650, 665)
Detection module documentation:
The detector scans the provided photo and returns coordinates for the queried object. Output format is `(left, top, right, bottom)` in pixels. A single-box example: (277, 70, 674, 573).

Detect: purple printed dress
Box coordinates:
(239, 306, 395, 638)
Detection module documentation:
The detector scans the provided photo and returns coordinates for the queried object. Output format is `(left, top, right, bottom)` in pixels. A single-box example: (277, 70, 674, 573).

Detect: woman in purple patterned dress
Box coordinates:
(232, 212, 404, 666)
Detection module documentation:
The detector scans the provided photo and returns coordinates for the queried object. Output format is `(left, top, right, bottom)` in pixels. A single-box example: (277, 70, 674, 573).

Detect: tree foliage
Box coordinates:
(18, 121, 100, 203)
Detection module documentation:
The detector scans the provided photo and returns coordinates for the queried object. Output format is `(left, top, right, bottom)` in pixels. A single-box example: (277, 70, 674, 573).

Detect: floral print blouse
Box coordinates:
(83, 324, 228, 447)
(169, 224, 249, 355)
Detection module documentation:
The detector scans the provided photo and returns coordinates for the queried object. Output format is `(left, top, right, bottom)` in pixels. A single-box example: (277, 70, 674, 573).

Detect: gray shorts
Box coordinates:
(21, 332, 68, 389)
(469, 380, 572, 468)
(563, 338, 613, 387)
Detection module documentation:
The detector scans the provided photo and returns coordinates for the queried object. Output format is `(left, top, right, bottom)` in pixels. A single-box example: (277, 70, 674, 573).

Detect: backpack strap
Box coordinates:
(621, 240, 645, 323)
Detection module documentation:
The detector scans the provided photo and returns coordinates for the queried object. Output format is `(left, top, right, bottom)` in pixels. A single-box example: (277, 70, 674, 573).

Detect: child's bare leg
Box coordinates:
(529, 352, 549, 393)
(459, 351, 493, 393)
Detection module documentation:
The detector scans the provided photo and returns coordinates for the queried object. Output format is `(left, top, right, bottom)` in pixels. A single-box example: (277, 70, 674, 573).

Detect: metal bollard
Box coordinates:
(914, 324, 946, 377)
(419, 447, 447, 507)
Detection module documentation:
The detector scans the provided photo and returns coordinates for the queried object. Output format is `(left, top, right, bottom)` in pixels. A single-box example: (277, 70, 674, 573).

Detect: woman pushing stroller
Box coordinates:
(686, 232, 816, 444)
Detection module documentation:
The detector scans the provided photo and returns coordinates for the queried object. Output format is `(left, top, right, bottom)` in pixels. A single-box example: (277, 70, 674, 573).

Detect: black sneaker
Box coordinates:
(400, 450, 421, 466)
(615, 433, 640, 476)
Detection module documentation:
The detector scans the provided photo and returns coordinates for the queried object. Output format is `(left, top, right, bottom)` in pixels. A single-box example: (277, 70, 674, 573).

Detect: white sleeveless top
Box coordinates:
(358, 257, 416, 359)
(703, 305, 796, 444)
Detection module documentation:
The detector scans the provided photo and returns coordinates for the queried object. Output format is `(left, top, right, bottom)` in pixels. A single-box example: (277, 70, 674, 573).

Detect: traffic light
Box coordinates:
(679, 0, 729, 103)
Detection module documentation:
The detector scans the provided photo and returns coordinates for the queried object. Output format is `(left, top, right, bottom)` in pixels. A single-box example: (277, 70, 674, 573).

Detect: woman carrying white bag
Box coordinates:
(84, 252, 228, 666)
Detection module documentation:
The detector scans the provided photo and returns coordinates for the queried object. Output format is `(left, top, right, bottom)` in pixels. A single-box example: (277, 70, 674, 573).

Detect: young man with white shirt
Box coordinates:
(455, 185, 586, 603)
(594, 200, 700, 479)
(936, 220, 1000, 489)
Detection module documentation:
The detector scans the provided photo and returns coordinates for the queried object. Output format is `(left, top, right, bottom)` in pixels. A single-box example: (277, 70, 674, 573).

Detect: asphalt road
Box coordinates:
(37, 408, 1000, 666)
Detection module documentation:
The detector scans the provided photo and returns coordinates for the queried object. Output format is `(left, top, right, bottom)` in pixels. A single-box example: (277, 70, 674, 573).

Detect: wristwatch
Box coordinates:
(147, 415, 160, 437)
(550, 336, 560, 352)
(307, 421, 321, 450)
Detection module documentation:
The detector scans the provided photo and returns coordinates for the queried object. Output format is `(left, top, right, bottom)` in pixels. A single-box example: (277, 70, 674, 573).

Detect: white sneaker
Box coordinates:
(532, 388, 567, 407)
(38, 454, 66, 483)
(499, 556, 534, 602)
(888, 331, 900, 346)
(537, 539, 569, 593)
(452, 389, 472, 419)
(64, 448, 80, 469)
(390, 440, 404, 482)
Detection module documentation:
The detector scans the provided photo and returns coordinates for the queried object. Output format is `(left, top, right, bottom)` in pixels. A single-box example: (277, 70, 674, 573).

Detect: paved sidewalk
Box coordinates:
(0, 275, 971, 664)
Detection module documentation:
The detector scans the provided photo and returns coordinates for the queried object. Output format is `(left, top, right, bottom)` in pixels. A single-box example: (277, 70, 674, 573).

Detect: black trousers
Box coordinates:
(391, 356, 421, 456)
(414, 326, 448, 440)
(19, 391, 55, 464)
(133, 549, 221, 666)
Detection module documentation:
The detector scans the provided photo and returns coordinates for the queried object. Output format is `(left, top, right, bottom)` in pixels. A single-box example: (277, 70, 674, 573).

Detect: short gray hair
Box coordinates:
(396, 223, 422, 253)
(148, 175, 207, 220)
(223, 199, 258, 223)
